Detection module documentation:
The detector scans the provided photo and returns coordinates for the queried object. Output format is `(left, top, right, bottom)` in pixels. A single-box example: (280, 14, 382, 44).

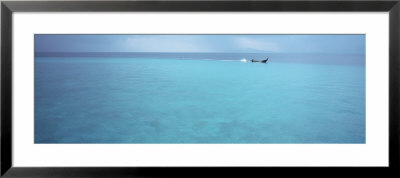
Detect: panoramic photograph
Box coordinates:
(34, 34, 366, 143)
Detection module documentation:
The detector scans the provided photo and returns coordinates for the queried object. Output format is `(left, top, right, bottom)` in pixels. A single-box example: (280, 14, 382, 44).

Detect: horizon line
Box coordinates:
(35, 51, 366, 55)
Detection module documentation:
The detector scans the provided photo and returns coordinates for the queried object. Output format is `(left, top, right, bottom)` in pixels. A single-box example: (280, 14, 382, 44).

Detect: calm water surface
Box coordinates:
(34, 54, 365, 143)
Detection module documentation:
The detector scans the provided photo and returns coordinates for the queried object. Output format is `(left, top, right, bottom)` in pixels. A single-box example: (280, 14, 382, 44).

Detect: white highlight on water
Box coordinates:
(240, 58, 247, 63)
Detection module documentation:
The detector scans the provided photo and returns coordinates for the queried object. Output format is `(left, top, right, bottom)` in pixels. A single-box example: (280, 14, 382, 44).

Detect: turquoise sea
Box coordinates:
(34, 53, 365, 143)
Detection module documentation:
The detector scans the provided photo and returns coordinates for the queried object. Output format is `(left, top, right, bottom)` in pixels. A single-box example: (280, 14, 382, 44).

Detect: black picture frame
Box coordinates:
(1, 0, 399, 177)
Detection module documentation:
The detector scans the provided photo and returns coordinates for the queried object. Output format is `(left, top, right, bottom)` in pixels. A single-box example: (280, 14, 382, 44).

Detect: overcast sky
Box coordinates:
(35, 34, 365, 54)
